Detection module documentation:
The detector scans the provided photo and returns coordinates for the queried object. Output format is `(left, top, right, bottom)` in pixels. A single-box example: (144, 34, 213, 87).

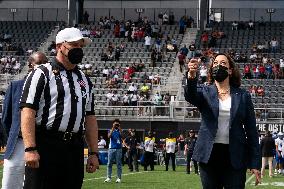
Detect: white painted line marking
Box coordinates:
(83, 171, 146, 182)
(245, 174, 255, 185)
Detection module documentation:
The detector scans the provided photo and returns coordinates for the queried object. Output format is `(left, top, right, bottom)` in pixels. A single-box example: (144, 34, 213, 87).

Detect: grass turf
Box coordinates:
(0, 165, 283, 188)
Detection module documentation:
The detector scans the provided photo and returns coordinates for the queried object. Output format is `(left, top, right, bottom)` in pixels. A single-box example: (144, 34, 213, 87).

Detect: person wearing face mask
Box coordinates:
(1, 52, 48, 189)
(185, 53, 261, 188)
(20, 27, 99, 189)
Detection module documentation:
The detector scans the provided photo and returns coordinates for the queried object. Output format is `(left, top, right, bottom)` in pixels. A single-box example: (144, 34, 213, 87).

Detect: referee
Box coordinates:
(20, 27, 99, 189)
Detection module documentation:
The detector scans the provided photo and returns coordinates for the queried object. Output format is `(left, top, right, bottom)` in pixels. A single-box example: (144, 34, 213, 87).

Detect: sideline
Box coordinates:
(245, 174, 255, 186)
(83, 171, 146, 182)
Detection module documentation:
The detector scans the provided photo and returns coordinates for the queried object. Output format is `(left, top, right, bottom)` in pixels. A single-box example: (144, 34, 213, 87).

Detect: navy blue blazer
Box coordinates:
(2, 79, 25, 159)
(184, 78, 261, 170)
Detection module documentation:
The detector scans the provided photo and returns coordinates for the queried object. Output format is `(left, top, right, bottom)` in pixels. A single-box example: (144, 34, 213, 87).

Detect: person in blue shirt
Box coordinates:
(104, 119, 123, 183)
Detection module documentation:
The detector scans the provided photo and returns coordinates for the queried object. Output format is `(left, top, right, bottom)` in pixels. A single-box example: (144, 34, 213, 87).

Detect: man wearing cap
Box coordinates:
(184, 130, 198, 174)
(20, 27, 99, 189)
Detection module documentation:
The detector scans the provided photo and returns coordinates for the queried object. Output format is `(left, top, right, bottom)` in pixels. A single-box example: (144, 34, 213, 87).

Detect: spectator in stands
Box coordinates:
(164, 132, 177, 171)
(179, 16, 186, 34)
(249, 85, 257, 98)
(270, 37, 278, 54)
(81, 27, 90, 37)
(158, 12, 163, 26)
(114, 23, 120, 38)
(122, 92, 130, 106)
(98, 136, 107, 149)
(180, 45, 189, 57)
(178, 51, 186, 73)
(265, 62, 273, 79)
(258, 64, 266, 79)
(153, 92, 163, 116)
(260, 130, 275, 178)
(130, 91, 139, 106)
(272, 62, 280, 79)
(208, 12, 215, 27)
(102, 66, 109, 77)
(187, 42, 196, 60)
(123, 72, 131, 83)
(169, 11, 175, 25)
(243, 64, 252, 79)
(185, 54, 261, 187)
(144, 35, 151, 52)
(155, 38, 162, 52)
(114, 46, 121, 61)
(184, 130, 198, 174)
(151, 49, 157, 67)
(201, 31, 209, 49)
(256, 86, 265, 97)
(248, 20, 254, 30)
(110, 91, 120, 106)
(232, 21, 238, 30)
(163, 13, 169, 24)
(106, 91, 113, 106)
(105, 119, 123, 183)
(209, 32, 217, 48)
(128, 83, 137, 94)
(140, 82, 150, 97)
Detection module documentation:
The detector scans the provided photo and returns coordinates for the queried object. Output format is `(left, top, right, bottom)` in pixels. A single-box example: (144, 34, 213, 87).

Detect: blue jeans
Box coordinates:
(107, 149, 122, 179)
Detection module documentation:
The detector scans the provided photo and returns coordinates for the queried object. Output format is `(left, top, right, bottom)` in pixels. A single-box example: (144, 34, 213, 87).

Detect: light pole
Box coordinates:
(266, 8, 275, 22)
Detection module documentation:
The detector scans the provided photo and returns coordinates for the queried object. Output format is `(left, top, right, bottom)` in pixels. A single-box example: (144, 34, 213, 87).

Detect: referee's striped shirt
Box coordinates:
(20, 58, 95, 133)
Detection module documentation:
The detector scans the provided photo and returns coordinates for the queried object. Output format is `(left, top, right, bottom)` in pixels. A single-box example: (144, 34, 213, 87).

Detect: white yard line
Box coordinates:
(245, 174, 255, 186)
(83, 171, 146, 182)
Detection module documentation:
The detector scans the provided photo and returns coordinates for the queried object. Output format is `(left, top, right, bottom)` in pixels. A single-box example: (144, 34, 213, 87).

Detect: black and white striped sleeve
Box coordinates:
(20, 68, 47, 110)
(85, 78, 95, 115)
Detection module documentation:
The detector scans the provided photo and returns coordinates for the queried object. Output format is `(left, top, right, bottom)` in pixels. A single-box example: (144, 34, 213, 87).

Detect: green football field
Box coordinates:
(0, 165, 283, 188)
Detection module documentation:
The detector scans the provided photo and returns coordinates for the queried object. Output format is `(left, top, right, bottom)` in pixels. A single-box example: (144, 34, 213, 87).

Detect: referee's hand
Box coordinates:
(25, 151, 40, 168)
(86, 155, 99, 173)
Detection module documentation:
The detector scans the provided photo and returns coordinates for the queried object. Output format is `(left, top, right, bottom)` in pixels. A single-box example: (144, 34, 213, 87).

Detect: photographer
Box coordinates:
(104, 119, 122, 183)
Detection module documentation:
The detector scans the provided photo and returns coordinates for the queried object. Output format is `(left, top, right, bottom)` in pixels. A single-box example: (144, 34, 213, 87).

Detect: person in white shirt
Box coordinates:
(275, 132, 284, 174)
(128, 83, 137, 94)
(163, 13, 169, 24)
(102, 67, 109, 77)
(164, 132, 177, 171)
(280, 58, 284, 78)
(98, 136, 107, 149)
(270, 38, 278, 54)
(144, 35, 151, 52)
(122, 93, 130, 106)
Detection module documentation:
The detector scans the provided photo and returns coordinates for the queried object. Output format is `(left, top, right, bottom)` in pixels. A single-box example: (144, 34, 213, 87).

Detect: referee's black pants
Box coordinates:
(165, 152, 176, 171)
(24, 131, 84, 189)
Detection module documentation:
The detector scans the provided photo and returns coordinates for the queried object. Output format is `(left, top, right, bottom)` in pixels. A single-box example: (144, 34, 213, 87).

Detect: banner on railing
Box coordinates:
(257, 123, 284, 133)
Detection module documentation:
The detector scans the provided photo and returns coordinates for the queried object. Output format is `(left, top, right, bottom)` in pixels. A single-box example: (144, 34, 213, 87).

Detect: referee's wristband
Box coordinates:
(88, 151, 99, 158)
(25, 147, 37, 152)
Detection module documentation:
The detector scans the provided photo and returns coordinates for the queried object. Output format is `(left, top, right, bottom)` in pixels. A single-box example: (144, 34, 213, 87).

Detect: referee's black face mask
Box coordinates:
(62, 45, 84, 64)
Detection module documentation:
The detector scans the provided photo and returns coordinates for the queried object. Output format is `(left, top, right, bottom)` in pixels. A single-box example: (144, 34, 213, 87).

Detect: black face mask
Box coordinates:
(212, 65, 229, 82)
(62, 46, 84, 64)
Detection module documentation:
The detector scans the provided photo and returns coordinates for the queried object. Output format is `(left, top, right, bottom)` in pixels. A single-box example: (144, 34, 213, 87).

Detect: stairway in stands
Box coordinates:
(160, 28, 198, 101)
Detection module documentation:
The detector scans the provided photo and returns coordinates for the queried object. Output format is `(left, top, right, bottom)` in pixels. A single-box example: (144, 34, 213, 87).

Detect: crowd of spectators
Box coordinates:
(0, 55, 22, 74)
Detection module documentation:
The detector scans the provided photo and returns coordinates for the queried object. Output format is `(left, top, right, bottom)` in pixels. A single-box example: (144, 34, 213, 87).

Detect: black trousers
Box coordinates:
(165, 152, 176, 171)
(187, 152, 198, 174)
(24, 131, 84, 189)
(128, 149, 139, 171)
(144, 151, 154, 171)
(199, 143, 246, 189)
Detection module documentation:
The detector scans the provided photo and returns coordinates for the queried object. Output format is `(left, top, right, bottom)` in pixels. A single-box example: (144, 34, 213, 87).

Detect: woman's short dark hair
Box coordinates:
(112, 119, 120, 124)
(207, 53, 241, 88)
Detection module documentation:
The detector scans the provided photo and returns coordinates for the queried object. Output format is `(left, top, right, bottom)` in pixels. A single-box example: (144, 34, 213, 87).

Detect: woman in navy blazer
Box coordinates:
(185, 53, 261, 188)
